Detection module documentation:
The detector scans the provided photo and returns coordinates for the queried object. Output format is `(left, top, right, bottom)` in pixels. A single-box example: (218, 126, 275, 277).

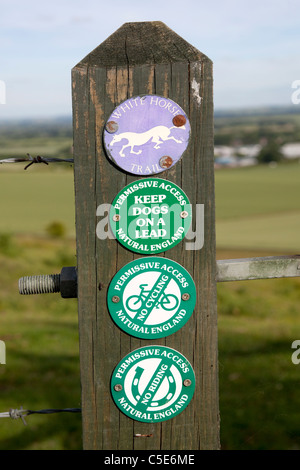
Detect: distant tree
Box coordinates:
(256, 141, 283, 164)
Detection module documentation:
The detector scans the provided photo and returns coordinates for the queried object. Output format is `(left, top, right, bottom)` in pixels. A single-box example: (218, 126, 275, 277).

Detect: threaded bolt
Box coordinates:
(19, 274, 61, 295)
(18, 267, 77, 298)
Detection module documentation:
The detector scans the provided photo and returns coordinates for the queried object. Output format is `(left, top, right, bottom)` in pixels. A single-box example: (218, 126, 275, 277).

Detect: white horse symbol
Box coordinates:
(108, 125, 185, 158)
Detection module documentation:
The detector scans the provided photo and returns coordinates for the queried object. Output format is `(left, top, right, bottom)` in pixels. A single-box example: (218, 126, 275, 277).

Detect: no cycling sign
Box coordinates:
(111, 345, 195, 423)
(107, 257, 196, 339)
(109, 178, 192, 255)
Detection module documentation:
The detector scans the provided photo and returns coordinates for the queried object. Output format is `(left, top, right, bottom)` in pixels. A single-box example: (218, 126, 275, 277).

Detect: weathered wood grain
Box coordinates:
(72, 21, 220, 450)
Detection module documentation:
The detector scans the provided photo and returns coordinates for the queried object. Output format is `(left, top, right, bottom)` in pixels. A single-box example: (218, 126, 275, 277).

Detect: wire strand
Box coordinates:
(0, 407, 81, 425)
(27, 408, 81, 415)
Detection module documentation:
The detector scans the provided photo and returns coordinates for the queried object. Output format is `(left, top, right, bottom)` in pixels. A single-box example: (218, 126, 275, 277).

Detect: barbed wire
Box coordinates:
(0, 153, 74, 170)
(0, 406, 81, 425)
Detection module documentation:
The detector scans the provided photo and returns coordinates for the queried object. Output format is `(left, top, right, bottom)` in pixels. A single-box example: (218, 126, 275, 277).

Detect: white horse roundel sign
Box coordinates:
(103, 95, 191, 176)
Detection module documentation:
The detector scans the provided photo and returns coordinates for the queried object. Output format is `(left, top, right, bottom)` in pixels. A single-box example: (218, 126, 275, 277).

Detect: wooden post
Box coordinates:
(72, 21, 219, 450)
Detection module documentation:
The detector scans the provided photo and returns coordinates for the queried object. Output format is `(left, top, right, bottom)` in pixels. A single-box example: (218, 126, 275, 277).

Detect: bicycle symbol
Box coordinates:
(125, 284, 179, 313)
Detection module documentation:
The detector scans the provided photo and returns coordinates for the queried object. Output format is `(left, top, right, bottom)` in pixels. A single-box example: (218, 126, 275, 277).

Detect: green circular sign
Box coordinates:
(111, 346, 195, 423)
(107, 257, 196, 339)
(109, 178, 192, 254)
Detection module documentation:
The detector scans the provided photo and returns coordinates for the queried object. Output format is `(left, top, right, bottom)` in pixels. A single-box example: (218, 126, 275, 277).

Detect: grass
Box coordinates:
(0, 236, 81, 450)
(217, 211, 300, 251)
(215, 163, 300, 448)
(215, 162, 300, 219)
(215, 162, 300, 251)
(0, 166, 75, 236)
(217, 261, 300, 449)
(0, 162, 300, 449)
(0, 136, 73, 159)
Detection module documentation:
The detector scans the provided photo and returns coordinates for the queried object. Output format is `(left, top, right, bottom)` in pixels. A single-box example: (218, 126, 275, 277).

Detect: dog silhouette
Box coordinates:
(109, 125, 185, 157)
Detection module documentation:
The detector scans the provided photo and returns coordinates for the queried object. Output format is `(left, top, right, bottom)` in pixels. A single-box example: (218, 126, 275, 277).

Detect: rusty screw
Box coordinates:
(173, 114, 186, 127)
(159, 156, 173, 169)
(105, 121, 119, 133)
(114, 384, 122, 392)
(112, 296, 120, 303)
(112, 214, 120, 222)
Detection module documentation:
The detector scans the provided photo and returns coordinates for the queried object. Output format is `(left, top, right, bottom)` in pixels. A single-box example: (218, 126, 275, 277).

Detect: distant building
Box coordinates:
(237, 144, 261, 158)
(214, 144, 259, 168)
(281, 143, 300, 159)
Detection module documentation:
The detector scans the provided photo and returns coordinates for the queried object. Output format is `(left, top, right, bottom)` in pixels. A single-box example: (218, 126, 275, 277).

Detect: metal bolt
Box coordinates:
(112, 295, 120, 303)
(181, 293, 190, 301)
(183, 379, 192, 387)
(105, 121, 119, 133)
(159, 156, 173, 169)
(19, 274, 60, 295)
(18, 267, 77, 299)
(112, 214, 120, 222)
(180, 211, 189, 219)
(114, 384, 122, 392)
(173, 114, 186, 127)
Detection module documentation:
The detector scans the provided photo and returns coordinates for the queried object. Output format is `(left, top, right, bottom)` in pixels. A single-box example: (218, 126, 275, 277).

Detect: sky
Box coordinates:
(0, 0, 299, 119)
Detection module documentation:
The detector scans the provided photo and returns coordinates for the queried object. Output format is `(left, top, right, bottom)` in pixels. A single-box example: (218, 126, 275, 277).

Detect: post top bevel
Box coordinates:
(73, 21, 209, 68)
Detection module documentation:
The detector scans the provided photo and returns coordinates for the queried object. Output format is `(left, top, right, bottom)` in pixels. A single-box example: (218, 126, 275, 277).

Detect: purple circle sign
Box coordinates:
(103, 95, 190, 176)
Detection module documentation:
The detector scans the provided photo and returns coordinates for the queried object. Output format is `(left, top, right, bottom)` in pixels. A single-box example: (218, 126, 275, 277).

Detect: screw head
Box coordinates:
(112, 214, 120, 222)
(105, 121, 119, 133)
(173, 114, 186, 127)
(159, 156, 173, 169)
(112, 296, 120, 303)
(114, 384, 122, 392)
(183, 379, 192, 387)
(180, 211, 189, 219)
(181, 293, 190, 301)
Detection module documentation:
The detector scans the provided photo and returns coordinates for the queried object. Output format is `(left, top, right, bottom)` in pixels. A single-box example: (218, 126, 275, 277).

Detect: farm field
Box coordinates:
(215, 162, 300, 252)
(0, 159, 300, 449)
(0, 166, 75, 237)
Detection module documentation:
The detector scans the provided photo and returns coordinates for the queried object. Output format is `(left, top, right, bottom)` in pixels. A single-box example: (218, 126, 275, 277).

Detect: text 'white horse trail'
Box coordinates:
(109, 125, 186, 157)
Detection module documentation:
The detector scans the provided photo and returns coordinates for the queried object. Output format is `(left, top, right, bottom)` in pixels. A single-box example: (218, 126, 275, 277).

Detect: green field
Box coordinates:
(0, 161, 300, 449)
(0, 236, 80, 450)
(215, 162, 300, 252)
(0, 165, 75, 236)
